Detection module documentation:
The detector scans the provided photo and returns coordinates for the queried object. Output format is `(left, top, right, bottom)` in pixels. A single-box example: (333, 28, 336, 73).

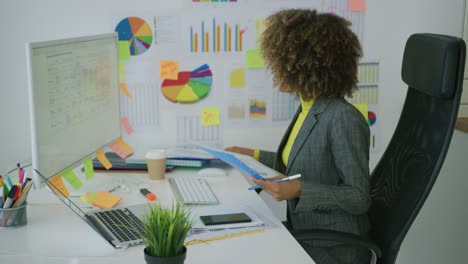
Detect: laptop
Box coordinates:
(85, 204, 148, 248)
(44, 173, 149, 249)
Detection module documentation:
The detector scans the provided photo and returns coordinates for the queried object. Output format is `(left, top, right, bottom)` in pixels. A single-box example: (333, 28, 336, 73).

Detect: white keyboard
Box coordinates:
(169, 177, 219, 205)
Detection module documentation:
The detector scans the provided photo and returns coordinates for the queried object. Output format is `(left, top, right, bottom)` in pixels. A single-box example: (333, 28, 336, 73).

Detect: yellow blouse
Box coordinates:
(281, 99, 314, 166)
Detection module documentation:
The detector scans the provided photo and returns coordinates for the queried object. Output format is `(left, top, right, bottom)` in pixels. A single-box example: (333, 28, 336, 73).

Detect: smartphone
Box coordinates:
(200, 212, 252, 226)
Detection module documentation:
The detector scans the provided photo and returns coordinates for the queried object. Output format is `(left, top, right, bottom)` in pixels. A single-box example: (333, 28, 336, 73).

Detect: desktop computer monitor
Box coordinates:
(26, 33, 121, 189)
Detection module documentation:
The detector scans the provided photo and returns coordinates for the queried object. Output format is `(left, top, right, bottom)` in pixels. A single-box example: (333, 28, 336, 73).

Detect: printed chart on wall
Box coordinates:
(115, 17, 153, 56)
(112, 0, 375, 152)
(346, 62, 381, 153)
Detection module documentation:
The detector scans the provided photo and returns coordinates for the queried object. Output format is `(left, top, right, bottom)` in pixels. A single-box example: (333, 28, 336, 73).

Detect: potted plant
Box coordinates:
(139, 202, 194, 264)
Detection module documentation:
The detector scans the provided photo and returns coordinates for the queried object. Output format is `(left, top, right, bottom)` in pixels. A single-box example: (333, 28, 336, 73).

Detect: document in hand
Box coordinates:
(196, 145, 265, 180)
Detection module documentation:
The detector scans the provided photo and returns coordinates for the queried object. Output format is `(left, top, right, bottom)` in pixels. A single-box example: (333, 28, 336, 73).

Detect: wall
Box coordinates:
(0, 0, 467, 263)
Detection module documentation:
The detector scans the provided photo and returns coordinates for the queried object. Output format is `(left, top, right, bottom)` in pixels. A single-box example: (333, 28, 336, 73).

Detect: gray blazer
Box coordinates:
(258, 97, 371, 238)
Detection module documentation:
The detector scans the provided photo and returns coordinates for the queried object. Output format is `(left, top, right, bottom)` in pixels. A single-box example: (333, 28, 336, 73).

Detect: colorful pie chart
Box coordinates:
(368, 111, 376, 126)
(115, 17, 153, 56)
(161, 64, 213, 103)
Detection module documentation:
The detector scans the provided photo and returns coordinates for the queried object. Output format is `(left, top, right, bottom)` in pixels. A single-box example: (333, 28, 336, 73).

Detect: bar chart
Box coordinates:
(189, 18, 246, 53)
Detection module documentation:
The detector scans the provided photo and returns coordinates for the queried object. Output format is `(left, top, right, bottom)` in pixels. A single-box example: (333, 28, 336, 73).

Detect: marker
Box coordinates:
(3, 185, 19, 209)
(140, 188, 156, 201)
(19, 168, 25, 185)
(248, 174, 302, 190)
(5, 174, 13, 189)
(22, 177, 31, 192)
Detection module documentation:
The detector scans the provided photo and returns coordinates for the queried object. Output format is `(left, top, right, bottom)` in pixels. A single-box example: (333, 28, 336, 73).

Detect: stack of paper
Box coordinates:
(186, 208, 267, 244)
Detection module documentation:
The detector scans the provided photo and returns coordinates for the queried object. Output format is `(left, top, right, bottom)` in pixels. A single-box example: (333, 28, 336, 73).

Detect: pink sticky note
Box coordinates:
(121, 116, 134, 135)
(348, 0, 365, 12)
(109, 141, 128, 159)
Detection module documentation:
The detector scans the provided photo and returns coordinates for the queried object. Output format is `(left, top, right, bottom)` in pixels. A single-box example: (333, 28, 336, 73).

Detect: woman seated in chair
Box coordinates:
(226, 9, 371, 264)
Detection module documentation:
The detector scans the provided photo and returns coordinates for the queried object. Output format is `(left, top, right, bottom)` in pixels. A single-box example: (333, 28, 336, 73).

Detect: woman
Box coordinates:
(226, 9, 371, 264)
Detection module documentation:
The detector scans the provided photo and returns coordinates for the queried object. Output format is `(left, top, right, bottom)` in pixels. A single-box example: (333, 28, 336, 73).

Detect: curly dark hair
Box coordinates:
(260, 9, 362, 100)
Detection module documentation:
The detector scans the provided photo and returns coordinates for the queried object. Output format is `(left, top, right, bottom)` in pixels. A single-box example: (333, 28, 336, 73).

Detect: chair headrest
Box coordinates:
(401, 33, 463, 99)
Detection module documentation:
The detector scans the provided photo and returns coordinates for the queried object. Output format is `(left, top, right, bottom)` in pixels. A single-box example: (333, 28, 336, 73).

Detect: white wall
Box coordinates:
(1, 0, 467, 263)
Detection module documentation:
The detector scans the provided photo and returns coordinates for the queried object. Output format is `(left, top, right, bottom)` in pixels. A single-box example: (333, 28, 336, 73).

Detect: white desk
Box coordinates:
(0, 167, 314, 264)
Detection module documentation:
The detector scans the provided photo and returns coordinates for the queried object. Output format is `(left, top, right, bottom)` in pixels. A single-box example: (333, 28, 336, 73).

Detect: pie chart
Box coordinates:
(161, 64, 213, 103)
(115, 17, 153, 56)
(368, 111, 376, 126)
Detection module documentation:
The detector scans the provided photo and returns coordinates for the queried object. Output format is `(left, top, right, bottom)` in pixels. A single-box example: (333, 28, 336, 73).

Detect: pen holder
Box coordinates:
(0, 202, 27, 229)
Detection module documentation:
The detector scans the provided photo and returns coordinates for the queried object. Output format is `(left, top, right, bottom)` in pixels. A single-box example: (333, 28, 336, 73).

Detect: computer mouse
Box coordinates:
(197, 168, 227, 177)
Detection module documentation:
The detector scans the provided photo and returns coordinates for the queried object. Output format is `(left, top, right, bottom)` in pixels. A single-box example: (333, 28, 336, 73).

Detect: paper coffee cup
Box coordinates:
(145, 150, 167, 180)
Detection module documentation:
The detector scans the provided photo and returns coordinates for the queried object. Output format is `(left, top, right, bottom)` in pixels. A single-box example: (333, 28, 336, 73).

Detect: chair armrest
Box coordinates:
(289, 229, 382, 258)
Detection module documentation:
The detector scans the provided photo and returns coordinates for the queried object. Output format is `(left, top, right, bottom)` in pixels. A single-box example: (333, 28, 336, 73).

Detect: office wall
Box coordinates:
(0, 0, 467, 263)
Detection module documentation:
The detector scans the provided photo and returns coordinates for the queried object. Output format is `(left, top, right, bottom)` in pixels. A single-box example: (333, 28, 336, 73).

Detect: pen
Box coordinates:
(17, 162, 22, 183)
(140, 188, 157, 201)
(248, 174, 302, 190)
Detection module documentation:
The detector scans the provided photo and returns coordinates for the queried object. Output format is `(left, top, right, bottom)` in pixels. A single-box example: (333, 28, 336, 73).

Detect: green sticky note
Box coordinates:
(246, 49, 265, 69)
(119, 63, 126, 82)
(118, 41, 131, 61)
(62, 167, 83, 190)
(84, 156, 94, 180)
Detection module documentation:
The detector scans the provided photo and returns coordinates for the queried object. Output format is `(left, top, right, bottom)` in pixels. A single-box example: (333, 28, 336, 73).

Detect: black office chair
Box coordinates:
(291, 33, 466, 264)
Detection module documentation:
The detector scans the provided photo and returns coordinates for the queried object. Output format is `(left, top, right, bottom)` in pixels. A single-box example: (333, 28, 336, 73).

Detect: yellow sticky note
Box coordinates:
(349, 0, 366, 11)
(201, 107, 220, 126)
(119, 83, 133, 99)
(353, 103, 369, 123)
(121, 116, 134, 135)
(89, 192, 121, 209)
(246, 49, 265, 69)
(119, 63, 126, 82)
(48, 173, 70, 197)
(230, 68, 246, 88)
(83, 156, 94, 180)
(117, 137, 134, 155)
(62, 167, 83, 190)
(118, 41, 131, 61)
(160, 60, 179, 80)
(96, 149, 112, 170)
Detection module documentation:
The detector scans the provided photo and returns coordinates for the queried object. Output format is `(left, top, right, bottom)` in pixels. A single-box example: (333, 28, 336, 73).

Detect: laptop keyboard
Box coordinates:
(95, 208, 145, 242)
(169, 177, 219, 205)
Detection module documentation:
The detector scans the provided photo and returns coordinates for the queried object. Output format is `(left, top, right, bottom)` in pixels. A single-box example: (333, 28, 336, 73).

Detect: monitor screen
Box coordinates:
(27, 33, 121, 188)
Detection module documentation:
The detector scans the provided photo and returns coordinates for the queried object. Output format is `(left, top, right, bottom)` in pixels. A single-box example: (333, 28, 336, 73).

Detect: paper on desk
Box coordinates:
(186, 206, 275, 244)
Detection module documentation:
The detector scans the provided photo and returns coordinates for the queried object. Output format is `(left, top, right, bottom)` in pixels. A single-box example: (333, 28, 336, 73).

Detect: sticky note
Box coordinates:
(349, 0, 365, 11)
(246, 49, 265, 69)
(118, 41, 131, 61)
(201, 107, 220, 126)
(230, 68, 245, 88)
(119, 83, 133, 99)
(119, 63, 126, 82)
(121, 116, 134, 135)
(353, 103, 369, 123)
(109, 141, 128, 159)
(116, 137, 134, 156)
(89, 192, 122, 209)
(80, 192, 98, 203)
(83, 156, 94, 180)
(160, 60, 179, 80)
(62, 167, 83, 190)
(48, 173, 70, 197)
(96, 149, 112, 170)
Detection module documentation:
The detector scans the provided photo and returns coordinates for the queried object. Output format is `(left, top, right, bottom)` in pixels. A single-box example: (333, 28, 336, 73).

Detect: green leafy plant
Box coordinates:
(140, 202, 194, 257)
